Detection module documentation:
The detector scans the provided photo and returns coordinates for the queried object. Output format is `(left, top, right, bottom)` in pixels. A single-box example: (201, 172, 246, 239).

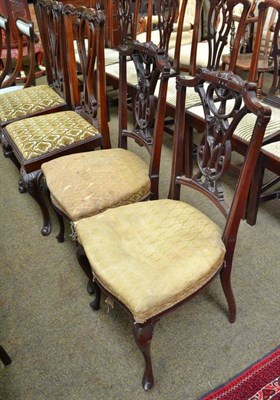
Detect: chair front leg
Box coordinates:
(220, 259, 236, 323)
(133, 322, 155, 391)
(20, 167, 51, 236)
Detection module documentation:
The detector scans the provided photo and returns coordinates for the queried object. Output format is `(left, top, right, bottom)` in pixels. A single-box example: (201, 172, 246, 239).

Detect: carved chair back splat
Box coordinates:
(118, 40, 172, 199)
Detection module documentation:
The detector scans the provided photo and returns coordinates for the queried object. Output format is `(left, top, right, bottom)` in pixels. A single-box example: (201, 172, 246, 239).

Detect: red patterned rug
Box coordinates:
(200, 346, 280, 400)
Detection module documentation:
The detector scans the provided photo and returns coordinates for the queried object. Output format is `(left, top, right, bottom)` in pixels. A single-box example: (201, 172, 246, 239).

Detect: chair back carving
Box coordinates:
(170, 69, 271, 248)
(34, 0, 71, 103)
(0, 17, 36, 89)
(152, 0, 179, 52)
(0, 14, 11, 86)
(63, 5, 111, 149)
(249, 0, 280, 103)
(204, 0, 251, 72)
(119, 41, 172, 198)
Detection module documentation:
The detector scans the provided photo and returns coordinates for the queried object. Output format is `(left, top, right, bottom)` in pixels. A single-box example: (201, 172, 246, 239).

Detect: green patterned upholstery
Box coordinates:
(75, 199, 225, 323)
(6, 111, 100, 161)
(42, 148, 151, 221)
(0, 85, 65, 123)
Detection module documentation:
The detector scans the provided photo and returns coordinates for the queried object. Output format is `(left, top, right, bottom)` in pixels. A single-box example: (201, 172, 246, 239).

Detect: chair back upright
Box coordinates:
(0, 14, 11, 86)
(118, 41, 172, 199)
(34, 0, 71, 104)
(170, 68, 271, 259)
(63, 5, 111, 149)
(249, 0, 280, 101)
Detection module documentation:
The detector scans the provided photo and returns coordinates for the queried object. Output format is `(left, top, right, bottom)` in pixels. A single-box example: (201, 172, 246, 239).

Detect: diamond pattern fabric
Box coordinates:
(6, 111, 100, 161)
(42, 148, 151, 221)
(0, 85, 65, 123)
(75, 199, 226, 323)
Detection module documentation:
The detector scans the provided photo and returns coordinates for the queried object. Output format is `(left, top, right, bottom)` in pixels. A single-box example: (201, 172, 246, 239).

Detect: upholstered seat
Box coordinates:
(74, 39, 119, 67)
(5, 111, 100, 161)
(187, 100, 280, 142)
(169, 42, 231, 70)
(262, 141, 280, 158)
(105, 60, 138, 86)
(75, 199, 225, 323)
(136, 29, 193, 50)
(0, 85, 65, 123)
(42, 148, 151, 221)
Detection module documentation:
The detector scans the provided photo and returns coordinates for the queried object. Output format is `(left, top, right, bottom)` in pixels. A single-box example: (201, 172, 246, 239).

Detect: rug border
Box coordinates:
(199, 345, 280, 400)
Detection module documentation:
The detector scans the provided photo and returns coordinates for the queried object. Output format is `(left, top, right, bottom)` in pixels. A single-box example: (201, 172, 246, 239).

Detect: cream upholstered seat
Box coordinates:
(75, 199, 225, 323)
(105, 60, 138, 86)
(262, 141, 280, 158)
(186, 100, 280, 142)
(0, 85, 66, 123)
(74, 39, 119, 67)
(42, 148, 150, 221)
(5, 111, 101, 161)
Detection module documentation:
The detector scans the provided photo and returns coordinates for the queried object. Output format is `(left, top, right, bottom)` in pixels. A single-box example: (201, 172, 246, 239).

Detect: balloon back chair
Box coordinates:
(2, 3, 110, 236)
(74, 68, 271, 390)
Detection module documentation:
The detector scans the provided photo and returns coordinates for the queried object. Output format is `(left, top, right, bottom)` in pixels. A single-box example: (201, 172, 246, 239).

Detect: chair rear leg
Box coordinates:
(246, 156, 265, 226)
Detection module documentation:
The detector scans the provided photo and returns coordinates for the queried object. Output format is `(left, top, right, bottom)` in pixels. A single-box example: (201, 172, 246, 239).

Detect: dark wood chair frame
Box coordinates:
(2, 3, 110, 236)
(0, 16, 36, 89)
(0, 14, 12, 86)
(244, 0, 280, 225)
(183, 0, 253, 177)
(77, 68, 271, 390)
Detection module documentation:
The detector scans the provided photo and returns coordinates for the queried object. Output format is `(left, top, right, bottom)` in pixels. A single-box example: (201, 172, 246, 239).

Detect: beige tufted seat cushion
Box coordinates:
(5, 111, 100, 161)
(0, 85, 65, 123)
(42, 148, 151, 221)
(75, 199, 226, 323)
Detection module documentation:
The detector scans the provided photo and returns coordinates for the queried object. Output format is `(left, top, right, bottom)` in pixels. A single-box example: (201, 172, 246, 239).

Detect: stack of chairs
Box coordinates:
(0, 0, 279, 392)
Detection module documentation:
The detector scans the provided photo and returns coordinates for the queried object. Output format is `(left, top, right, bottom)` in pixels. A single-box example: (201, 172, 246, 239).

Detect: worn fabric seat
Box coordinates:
(75, 199, 225, 323)
(42, 148, 151, 221)
(0, 85, 65, 123)
(5, 110, 100, 161)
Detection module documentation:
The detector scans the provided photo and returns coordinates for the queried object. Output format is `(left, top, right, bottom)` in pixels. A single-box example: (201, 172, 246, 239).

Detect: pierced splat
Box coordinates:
(172, 69, 263, 215)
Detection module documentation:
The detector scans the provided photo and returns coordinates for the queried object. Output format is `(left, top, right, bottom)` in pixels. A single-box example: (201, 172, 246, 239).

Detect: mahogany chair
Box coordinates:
(0, 16, 36, 92)
(74, 68, 271, 390)
(163, 0, 251, 140)
(42, 40, 171, 253)
(0, 0, 44, 82)
(0, 0, 70, 142)
(105, 0, 178, 92)
(0, 14, 11, 87)
(242, 0, 280, 225)
(2, 4, 110, 236)
(223, 0, 278, 99)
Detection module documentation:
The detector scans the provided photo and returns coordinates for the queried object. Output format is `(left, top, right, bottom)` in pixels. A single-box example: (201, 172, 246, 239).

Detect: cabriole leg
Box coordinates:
(133, 322, 155, 391)
(20, 168, 51, 236)
(220, 262, 236, 323)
